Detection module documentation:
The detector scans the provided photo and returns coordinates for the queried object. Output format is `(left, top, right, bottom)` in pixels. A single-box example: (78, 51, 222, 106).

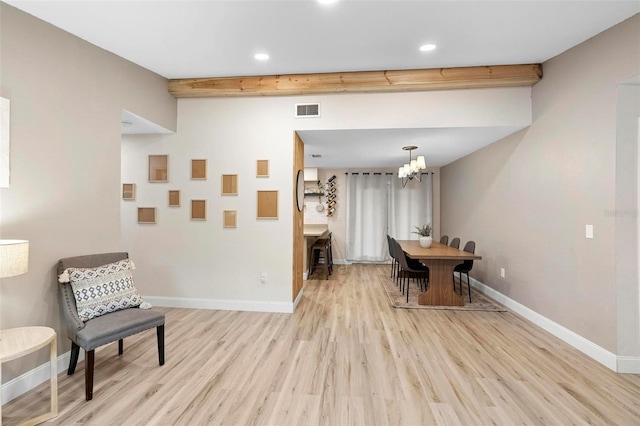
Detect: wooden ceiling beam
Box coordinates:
(168, 64, 542, 98)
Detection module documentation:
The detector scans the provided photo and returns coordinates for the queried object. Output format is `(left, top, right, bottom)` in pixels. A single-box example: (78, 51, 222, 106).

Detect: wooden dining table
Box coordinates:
(397, 240, 482, 306)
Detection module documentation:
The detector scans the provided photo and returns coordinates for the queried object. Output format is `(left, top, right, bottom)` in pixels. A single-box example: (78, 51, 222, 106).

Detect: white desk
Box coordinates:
(0, 327, 58, 426)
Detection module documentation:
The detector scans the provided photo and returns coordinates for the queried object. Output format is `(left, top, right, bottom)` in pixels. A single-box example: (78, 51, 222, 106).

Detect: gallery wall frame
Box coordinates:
(222, 174, 238, 195)
(168, 190, 181, 207)
(223, 210, 237, 228)
(191, 159, 207, 180)
(257, 190, 278, 219)
(137, 207, 157, 224)
(122, 183, 136, 200)
(256, 160, 269, 178)
(191, 199, 206, 221)
(0, 97, 10, 188)
(149, 155, 168, 182)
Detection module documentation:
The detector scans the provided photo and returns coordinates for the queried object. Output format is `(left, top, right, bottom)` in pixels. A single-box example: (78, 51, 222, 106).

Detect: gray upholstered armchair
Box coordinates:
(57, 252, 165, 400)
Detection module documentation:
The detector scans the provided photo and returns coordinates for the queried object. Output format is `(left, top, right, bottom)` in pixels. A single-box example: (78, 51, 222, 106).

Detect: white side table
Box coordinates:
(0, 327, 58, 426)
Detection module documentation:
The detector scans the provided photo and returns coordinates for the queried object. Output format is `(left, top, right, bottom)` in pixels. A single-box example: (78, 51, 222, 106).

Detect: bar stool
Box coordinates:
(309, 232, 333, 279)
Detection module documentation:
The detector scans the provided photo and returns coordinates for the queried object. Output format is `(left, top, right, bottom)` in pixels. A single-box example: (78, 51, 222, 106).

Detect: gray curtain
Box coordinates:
(345, 173, 433, 262)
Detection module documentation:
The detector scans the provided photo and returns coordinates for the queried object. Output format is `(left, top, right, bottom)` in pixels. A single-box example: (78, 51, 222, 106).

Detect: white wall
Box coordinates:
(122, 88, 532, 311)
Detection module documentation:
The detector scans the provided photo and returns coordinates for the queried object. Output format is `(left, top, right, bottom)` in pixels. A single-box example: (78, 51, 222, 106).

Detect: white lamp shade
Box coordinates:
(398, 167, 404, 178)
(416, 155, 426, 169)
(403, 164, 410, 175)
(0, 240, 29, 278)
(410, 160, 417, 171)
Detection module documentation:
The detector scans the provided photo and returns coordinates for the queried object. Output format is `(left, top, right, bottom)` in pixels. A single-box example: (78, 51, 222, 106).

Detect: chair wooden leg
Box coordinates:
(118, 339, 124, 355)
(68, 342, 80, 375)
(85, 350, 95, 401)
(157, 325, 165, 366)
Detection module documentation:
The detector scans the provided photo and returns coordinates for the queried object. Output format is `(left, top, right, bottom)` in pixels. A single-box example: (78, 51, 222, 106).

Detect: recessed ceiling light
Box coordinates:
(254, 53, 269, 61)
(419, 44, 437, 52)
(121, 121, 133, 127)
(311, 154, 322, 158)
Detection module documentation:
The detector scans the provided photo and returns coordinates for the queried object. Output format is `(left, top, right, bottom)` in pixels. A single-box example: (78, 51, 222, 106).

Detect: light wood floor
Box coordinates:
(4, 264, 640, 425)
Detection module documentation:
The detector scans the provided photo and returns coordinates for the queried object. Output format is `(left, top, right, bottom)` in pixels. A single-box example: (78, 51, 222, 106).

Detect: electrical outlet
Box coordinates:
(586, 224, 594, 239)
(260, 272, 267, 283)
(500, 268, 505, 278)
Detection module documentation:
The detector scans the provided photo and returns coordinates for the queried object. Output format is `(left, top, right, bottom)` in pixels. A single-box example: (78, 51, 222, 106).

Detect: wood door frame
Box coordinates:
(292, 132, 304, 304)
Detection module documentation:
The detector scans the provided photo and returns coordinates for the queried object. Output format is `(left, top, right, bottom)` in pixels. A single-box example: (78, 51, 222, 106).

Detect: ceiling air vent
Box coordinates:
(295, 103, 320, 118)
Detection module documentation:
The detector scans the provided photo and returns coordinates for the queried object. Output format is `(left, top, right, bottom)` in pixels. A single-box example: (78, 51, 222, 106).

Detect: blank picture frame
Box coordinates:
(122, 183, 136, 200)
(168, 190, 181, 207)
(1, 97, 10, 188)
(222, 174, 238, 195)
(256, 160, 269, 177)
(191, 159, 207, 180)
(149, 155, 168, 182)
(191, 199, 206, 221)
(137, 207, 157, 224)
(223, 210, 237, 228)
(257, 190, 278, 219)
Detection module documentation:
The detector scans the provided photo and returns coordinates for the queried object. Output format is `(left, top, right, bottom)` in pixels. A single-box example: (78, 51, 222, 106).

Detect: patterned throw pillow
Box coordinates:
(60, 259, 145, 322)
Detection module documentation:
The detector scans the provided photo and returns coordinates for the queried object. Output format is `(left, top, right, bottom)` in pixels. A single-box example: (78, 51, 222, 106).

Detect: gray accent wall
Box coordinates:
(0, 4, 177, 380)
(441, 14, 640, 354)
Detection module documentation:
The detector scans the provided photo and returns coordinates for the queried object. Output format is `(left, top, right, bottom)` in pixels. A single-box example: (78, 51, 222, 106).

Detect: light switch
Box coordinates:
(586, 224, 594, 239)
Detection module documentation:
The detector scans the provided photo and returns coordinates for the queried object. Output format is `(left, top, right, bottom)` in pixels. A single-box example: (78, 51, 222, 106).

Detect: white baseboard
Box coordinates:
(616, 356, 640, 374)
(144, 296, 295, 314)
(469, 277, 626, 372)
(293, 287, 304, 310)
(1, 348, 83, 405)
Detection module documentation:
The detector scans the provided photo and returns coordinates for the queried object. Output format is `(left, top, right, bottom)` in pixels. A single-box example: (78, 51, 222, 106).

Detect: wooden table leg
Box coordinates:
(418, 259, 465, 306)
(50, 335, 58, 418)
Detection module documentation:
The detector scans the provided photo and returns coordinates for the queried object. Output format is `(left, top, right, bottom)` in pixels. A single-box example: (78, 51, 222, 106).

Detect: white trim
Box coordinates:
(293, 288, 304, 311)
(617, 356, 640, 374)
(469, 276, 619, 371)
(1, 349, 83, 405)
(144, 296, 295, 314)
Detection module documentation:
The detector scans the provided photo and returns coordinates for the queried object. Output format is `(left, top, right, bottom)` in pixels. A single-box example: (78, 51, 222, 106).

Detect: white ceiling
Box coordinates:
(298, 126, 526, 168)
(7, 0, 639, 168)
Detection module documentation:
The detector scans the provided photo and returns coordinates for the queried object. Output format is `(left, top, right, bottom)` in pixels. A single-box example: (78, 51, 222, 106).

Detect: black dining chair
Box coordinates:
(386, 235, 398, 282)
(449, 237, 460, 250)
(393, 239, 429, 302)
(449, 237, 461, 291)
(440, 235, 449, 245)
(454, 241, 476, 303)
